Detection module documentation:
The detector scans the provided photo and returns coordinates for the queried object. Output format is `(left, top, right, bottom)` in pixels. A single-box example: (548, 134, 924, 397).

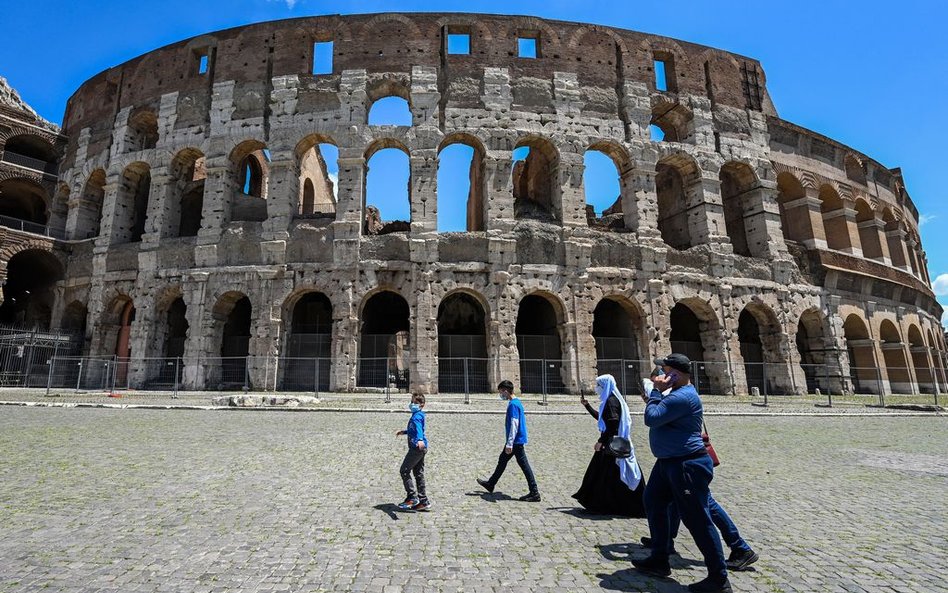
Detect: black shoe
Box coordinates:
(640, 536, 679, 556)
(476, 478, 494, 493)
(631, 555, 671, 578)
(726, 548, 759, 571)
(687, 577, 732, 593)
(519, 492, 541, 502)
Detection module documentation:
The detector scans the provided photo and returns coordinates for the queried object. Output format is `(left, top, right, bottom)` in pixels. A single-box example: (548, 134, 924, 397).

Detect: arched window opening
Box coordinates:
(167, 149, 205, 238)
(0, 249, 62, 329)
(113, 300, 136, 386)
(1, 135, 57, 176)
(126, 109, 159, 152)
(231, 142, 269, 223)
(719, 163, 758, 257)
(882, 210, 907, 269)
(112, 163, 150, 244)
(364, 145, 410, 235)
(656, 155, 700, 250)
(239, 153, 265, 198)
(583, 149, 624, 230)
(437, 141, 484, 232)
(358, 291, 410, 388)
(650, 101, 693, 143)
(437, 292, 488, 393)
(775, 172, 810, 245)
(368, 96, 412, 126)
(0, 178, 49, 225)
(854, 200, 883, 260)
(512, 138, 559, 223)
(76, 169, 106, 239)
(516, 294, 565, 394)
(737, 309, 765, 394)
(879, 320, 911, 394)
(593, 298, 643, 394)
(297, 143, 338, 217)
(820, 186, 851, 252)
(219, 295, 252, 387)
(908, 326, 933, 394)
(843, 315, 876, 395)
(796, 309, 828, 393)
(283, 292, 333, 391)
(163, 298, 188, 359)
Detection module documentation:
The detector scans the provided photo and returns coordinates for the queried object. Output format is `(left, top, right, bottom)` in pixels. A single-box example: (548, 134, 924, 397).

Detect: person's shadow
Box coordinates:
(596, 542, 704, 591)
(464, 491, 514, 503)
(374, 503, 408, 521)
(550, 506, 617, 521)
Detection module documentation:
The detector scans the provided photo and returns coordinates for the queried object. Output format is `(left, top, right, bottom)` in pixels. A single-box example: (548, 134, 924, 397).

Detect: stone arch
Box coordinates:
(592, 295, 646, 394)
(0, 249, 63, 329)
(656, 152, 702, 250)
(167, 148, 206, 238)
(208, 291, 253, 388)
(296, 135, 337, 217)
(843, 314, 877, 394)
(74, 169, 106, 239)
(512, 136, 560, 223)
(0, 177, 49, 224)
(366, 78, 412, 126)
(775, 171, 814, 245)
(437, 289, 490, 393)
(358, 289, 411, 388)
(845, 154, 867, 185)
(364, 138, 411, 235)
(719, 161, 761, 257)
(853, 198, 884, 261)
(583, 140, 629, 230)
(650, 97, 694, 143)
(281, 290, 333, 391)
(795, 307, 833, 393)
(126, 108, 159, 152)
(737, 301, 791, 395)
(516, 291, 567, 394)
(820, 184, 852, 252)
(112, 161, 151, 244)
(879, 319, 912, 394)
(906, 324, 933, 394)
(438, 132, 486, 232)
(881, 208, 907, 268)
(927, 328, 947, 392)
(669, 298, 727, 394)
(228, 140, 269, 223)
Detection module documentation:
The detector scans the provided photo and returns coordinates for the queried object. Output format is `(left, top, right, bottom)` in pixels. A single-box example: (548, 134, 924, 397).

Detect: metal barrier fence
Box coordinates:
(7, 355, 947, 406)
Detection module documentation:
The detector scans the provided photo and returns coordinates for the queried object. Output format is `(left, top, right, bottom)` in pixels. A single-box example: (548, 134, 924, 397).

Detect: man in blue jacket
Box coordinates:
(477, 380, 541, 502)
(395, 393, 430, 511)
(633, 354, 731, 593)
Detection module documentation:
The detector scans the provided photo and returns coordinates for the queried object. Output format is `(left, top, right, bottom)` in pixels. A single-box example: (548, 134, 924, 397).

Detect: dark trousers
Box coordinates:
(399, 447, 427, 501)
(486, 444, 538, 494)
(667, 494, 752, 553)
(644, 453, 727, 581)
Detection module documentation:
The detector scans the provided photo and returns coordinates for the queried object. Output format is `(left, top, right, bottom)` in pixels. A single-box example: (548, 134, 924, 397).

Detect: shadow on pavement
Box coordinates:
(464, 491, 514, 503)
(374, 502, 410, 520)
(597, 567, 687, 592)
(552, 506, 626, 521)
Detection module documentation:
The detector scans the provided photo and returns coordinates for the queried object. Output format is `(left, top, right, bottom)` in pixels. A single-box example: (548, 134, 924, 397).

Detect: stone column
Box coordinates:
(783, 190, 827, 249)
(140, 166, 171, 249)
(484, 153, 515, 233)
(95, 176, 122, 250)
(249, 271, 281, 390)
(331, 147, 365, 265)
(557, 151, 586, 228)
(624, 157, 661, 243)
(492, 273, 520, 390)
(409, 148, 438, 234)
(885, 228, 911, 272)
(694, 174, 731, 248)
(194, 158, 231, 266)
(409, 271, 436, 395)
(743, 180, 787, 259)
(823, 204, 861, 255)
(181, 273, 209, 390)
(261, 153, 297, 264)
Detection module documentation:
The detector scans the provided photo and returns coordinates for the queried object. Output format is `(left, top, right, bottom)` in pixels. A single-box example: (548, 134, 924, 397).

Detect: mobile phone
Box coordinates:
(667, 371, 679, 384)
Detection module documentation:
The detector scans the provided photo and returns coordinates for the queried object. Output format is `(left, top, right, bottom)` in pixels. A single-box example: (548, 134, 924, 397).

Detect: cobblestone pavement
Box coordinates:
(0, 407, 945, 593)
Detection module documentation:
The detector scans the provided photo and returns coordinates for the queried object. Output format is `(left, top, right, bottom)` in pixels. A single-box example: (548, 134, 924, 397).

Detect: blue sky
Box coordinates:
(3, 0, 947, 316)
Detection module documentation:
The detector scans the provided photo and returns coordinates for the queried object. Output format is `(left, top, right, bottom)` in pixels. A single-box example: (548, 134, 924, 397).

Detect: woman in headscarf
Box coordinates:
(572, 374, 646, 517)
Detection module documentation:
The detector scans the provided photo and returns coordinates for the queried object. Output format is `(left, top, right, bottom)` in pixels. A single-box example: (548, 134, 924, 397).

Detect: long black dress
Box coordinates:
(571, 395, 647, 517)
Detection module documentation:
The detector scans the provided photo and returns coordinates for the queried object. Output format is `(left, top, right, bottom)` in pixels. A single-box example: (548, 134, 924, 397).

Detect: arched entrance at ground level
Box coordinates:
(879, 320, 912, 394)
(736, 305, 792, 396)
(927, 329, 947, 391)
(593, 297, 644, 395)
(215, 294, 252, 388)
(146, 296, 188, 387)
(796, 309, 830, 393)
(358, 291, 410, 388)
(114, 300, 135, 387)
(907, 325, 934, 394)
(843, 315, 878, 394)
(437, 292, 488, 393)
(669, 302, 728, 394)
(516, 294, 565, 395)
(283, 292, 333, 391)
(0, 249, 63, 329)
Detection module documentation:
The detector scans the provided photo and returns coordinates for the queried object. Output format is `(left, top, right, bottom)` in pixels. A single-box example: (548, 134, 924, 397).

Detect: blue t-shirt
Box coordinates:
(644, 383, 705, 459)
(505, 398, 528, 445)
(406, 410, 428, 449)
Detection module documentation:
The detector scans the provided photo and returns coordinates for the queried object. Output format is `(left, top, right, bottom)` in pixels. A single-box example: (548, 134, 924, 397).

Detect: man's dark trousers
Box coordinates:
(644, 452, 727, 581)
(486, 444, 538, 494)
(666, 494, 752, 553)
(399, 448, 427, 501)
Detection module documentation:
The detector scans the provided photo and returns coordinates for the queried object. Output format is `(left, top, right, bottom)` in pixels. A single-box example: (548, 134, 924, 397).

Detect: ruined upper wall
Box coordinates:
(60, 12, 776, 137)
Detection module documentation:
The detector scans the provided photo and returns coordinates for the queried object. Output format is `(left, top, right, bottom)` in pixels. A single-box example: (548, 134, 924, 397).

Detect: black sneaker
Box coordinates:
(687, 577, 732, 593)
(519, 492, 541, 502)
(726, 548, 758, 571)
(639, 536, 679, 556)
(631, 555, 671, 578)
(476, 478, 494, 493)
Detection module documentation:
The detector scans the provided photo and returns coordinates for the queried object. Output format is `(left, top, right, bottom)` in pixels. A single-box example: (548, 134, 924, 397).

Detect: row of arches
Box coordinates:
(80, 285, 947, 395)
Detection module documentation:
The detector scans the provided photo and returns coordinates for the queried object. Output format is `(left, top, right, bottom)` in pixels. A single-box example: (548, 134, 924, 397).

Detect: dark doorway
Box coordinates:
(221, 296, 252, 387)
(284, 292, 333, 391)
(516, 294, 565, 394)
(593, 298, 642, 395)
(737, 309, 764, 394)
(669, 303, 710, 392)
(0, 250, 63, 329)
(437, 293, 488, 393)
(359, 291, 410, 388)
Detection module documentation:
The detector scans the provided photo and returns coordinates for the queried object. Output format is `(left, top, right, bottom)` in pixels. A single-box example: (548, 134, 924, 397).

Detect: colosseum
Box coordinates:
(1, 12, 943, 397)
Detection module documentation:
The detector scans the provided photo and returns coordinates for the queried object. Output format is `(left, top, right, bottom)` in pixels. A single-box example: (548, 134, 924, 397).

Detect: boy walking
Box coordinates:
(395, 394, 430, 511)
(477, 380, 541, 502)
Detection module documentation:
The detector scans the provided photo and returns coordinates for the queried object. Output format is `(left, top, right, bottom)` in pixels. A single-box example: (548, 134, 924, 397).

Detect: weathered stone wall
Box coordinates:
(47, 13, 945, 395)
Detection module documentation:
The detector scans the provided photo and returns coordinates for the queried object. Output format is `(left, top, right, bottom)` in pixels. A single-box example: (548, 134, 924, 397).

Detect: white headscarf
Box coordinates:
(595, 374, 642, 491)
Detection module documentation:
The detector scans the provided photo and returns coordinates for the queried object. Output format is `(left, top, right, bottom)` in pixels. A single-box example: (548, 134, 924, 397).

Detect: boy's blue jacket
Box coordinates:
(505, 398, 528, 446)
(406, 409, 428, 449)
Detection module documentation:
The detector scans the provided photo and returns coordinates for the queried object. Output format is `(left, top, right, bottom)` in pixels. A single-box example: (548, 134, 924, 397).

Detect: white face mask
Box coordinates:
(409, 403, 421, 412)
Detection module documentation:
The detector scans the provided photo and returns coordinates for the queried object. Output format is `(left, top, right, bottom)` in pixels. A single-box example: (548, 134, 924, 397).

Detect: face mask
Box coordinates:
(409, 403, 421, 413)
(498, 393, 506, 401)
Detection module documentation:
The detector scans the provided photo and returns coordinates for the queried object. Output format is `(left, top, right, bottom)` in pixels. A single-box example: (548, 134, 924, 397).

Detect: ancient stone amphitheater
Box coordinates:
(1, 13, 943, 396)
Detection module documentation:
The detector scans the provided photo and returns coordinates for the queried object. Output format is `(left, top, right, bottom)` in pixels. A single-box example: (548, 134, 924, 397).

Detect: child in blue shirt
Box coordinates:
(477, 380, 540, 501)
(395, 393, 430, 511)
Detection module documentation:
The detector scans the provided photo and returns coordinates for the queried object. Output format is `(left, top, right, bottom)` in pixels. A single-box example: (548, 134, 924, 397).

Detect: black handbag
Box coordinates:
(605, 435, 632, 458)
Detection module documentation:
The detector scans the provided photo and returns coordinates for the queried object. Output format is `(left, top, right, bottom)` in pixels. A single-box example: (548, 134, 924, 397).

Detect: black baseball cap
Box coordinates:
(653, 354, 692, 374)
